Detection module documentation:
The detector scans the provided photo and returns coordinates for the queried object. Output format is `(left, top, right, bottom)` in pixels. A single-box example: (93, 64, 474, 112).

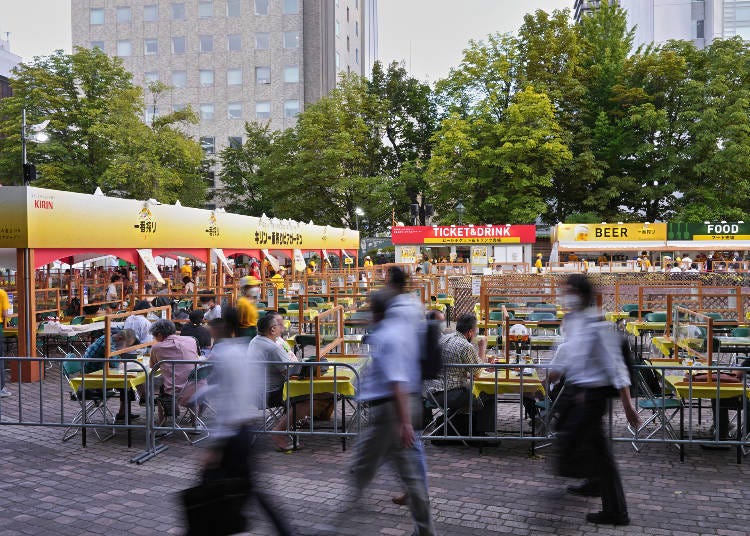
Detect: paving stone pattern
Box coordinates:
(2, 360, 750, 535)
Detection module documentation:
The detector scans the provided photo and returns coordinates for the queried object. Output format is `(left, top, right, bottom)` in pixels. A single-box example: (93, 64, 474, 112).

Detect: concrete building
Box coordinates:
(71, 0, 378, 195)
(575, 1, 750, 51)
(1, 35, 22, 98)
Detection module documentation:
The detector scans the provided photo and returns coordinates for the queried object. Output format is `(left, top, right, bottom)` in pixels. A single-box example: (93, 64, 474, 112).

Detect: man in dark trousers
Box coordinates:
(549, 274, 640, 526)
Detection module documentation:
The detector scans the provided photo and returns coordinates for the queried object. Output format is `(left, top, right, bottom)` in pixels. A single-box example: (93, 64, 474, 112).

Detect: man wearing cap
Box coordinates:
(270, 268, 285, 290)
(237, 276, 261, 339)
(535, 253, 544, 274)
(364, 255, 373, 268)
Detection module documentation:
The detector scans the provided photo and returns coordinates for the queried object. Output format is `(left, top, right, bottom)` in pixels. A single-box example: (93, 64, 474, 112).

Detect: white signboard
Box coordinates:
(471, 275, 482, 296)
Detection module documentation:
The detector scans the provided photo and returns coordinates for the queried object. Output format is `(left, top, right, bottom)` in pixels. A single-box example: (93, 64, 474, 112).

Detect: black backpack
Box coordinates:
(420, 320, 444, 380)
(599, 326, 661, 398)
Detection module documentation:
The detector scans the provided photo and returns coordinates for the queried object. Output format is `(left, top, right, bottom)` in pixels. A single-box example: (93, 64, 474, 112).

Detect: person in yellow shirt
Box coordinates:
(638, 253, 651, 272)
(237, 276, 260, 339)
(534, 253, 544, 274)
(270, 268, 286, 290)
(363, 255, 374, 268)
(0, 288, 9, 397)
(180, 260, 193, 279)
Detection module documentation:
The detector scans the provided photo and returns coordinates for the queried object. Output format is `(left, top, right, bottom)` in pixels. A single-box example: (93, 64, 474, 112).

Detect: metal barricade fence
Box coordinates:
(136, 359, 363, 464)
(2, 356, 749, 463)
(0, 356, 151, 462)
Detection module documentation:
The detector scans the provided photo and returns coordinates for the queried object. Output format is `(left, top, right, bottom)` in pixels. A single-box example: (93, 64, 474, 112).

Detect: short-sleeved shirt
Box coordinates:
(425, 331, 481, 393)
(124, 314, 152, 344)
(203, 304, 222, 321)
(237, 297, 258, 328)
(150, 334, 199, 394)
(0, 289, 9, 322)
(247, 335, 294, 393)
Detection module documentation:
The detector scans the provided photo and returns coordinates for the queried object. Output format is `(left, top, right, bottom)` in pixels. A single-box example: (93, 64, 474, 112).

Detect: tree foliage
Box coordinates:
(0, 47, 206, 206)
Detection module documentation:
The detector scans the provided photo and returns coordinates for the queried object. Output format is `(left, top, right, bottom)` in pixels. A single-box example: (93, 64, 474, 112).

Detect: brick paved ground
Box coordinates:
(2, 392, 750, 536)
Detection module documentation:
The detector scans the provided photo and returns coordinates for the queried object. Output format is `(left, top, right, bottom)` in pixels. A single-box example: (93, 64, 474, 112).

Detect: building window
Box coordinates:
(198, 0, 213, 18)
(200, 104, 215, 121)
(255, 0, 269, 15)
(696, 19, 705, 39)
(91, 41, 105, 51)
(171, 70, 187, 88)
(200, 70, 215, 87)
(228, 136, 243, 148)
(144, 38, 158, 55)
(346, 36, 350, 51)
(173, 103, 186, 112)
(228, 103, 242, 119)
(356, 48, 359, 64)
(172, 36, 186, 54)
(200, 136, 216, 154)
(143, 5, 158, 22)
(145, 106, 160, 124)
(256, 66, 271, 84)
(144, 71, 159, 83)
(228, 34, 242, 51)
(199, 35, 214, 53)
(204, 170, 216, 189)
(227, 0, 241, 17)
(227, 68, 243, 85)
(355, 21, 359, 37)
(171, 3, 185, 20)
(117, 6, 132, 23)
(283, 0, 299, 14)
(284, 100, 300, 118)
(346, 6, 350, 22)
(90, 8, 104, 25)
(256, 33, 270, 49)
(284, 31, 299, 49)
(117, 40, 132, 57)
(255, 101, 271, 119)
(335, 52, 340, 69)
(283, 66, 299, 83)
(336, 20, 340, 36)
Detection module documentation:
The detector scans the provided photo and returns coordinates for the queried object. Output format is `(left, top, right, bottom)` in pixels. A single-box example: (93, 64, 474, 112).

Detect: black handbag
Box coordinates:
(181, 477, 250, 536)
(297, 357, 329, 378)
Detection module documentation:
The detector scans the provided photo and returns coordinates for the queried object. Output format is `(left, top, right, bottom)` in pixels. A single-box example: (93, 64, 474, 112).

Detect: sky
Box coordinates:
(1, 0, 570, 80)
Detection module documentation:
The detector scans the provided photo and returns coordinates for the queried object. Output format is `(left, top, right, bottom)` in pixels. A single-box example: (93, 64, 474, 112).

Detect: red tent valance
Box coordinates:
(151, 248, 208, 262)
(34, 248, 139, 269)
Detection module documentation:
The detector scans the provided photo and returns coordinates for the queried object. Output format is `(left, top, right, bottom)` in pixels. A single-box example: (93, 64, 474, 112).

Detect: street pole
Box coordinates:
(21, 108, 32, 360)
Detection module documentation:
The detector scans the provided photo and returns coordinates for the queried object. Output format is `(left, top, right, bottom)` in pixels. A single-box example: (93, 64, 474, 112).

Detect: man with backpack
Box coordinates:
(347, 277, 436, 535)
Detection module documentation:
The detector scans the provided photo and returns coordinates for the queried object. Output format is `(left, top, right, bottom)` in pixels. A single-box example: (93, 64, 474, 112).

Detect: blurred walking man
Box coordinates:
(349, 288, 436, 536)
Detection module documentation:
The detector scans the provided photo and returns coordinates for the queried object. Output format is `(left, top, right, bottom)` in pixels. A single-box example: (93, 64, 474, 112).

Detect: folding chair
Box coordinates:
(156, 363, 213, 445)
(60, 354, 116, 443)
(627, 366, 684, 458)
(421, 389, 470, 446)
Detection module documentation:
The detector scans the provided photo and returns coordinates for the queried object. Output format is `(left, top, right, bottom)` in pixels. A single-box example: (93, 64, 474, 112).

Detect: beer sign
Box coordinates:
(556, 223, 667, 242)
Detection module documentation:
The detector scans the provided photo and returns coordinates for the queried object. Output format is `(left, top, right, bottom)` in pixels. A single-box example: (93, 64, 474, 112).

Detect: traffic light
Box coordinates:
(23, 163, 37, 184)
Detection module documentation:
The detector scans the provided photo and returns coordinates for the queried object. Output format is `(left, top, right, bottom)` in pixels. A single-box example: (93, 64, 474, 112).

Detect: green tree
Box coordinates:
(369, 61, 438, 224)
(216, 121, 275, 215)
(264, 75, 393, 232)
(0, 47, 206, 205)
(428, 86, 571, 223)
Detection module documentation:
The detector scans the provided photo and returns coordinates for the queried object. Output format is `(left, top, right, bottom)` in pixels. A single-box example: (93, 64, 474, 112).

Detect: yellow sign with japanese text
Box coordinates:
(556, 223, 667, 242)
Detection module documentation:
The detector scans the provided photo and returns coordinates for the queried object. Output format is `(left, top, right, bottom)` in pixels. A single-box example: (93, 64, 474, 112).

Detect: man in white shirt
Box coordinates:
(669, 262, 683, 273)
(550, 274, 639, 527)
(124, 301, 153, 344)
(200, 294, 222, 321)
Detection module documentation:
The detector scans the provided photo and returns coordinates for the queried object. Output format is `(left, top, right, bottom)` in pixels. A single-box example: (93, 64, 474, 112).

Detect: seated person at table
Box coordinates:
(249, 312, 332, 452)
(182, 275, 196, 295)
(423, 313, 495, 435)
(180, 309, 212, 351)
(80, 329, 138, 421)
(124, 300, 153, 344)
(149, 319, 202, 421)
(105, 274, 121, 310)
(199, 291, 222, 321)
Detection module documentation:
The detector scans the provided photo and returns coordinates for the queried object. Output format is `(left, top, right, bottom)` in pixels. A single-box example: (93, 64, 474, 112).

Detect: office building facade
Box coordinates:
(71, 0, 378, 193)
(573, 0, 745, 50)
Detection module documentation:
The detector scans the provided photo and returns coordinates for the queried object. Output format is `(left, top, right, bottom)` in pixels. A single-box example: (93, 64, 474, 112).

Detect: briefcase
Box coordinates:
(181, 477, 250, 536)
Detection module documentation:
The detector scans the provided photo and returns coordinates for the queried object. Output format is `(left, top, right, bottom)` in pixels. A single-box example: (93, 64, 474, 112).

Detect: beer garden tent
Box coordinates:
(0, 186, 359, 379)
